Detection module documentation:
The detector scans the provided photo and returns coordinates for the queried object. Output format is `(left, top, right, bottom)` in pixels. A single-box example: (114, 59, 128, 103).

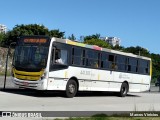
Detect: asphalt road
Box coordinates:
(0, 90, 160, 111)
(1, 76, 160, 117)
(0, 76, 160, 91)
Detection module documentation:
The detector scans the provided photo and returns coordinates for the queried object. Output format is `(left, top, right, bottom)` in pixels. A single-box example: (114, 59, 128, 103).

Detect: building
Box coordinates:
(100, 37, 120, 46)
(0, 24, 7, 33)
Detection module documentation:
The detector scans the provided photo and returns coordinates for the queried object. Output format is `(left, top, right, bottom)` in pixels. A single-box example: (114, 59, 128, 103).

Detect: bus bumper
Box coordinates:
(12, 77, 47, 90)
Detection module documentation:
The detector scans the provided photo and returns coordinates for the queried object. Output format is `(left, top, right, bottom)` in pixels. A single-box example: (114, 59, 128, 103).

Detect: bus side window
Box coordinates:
(109, 54, 115, 70)
(82, 49, 85, 66)
(72, 47, 82, 66)
(139, 59, 150, 74)
(101, 53, 109, 69)
(126, 57, 139, 73)
(86, 50, 99, 68)
(116, 55, 126, 71)
(50, 48, 54, 65)
(61, 50, 68, 64)
(55, 49, 68, 65)
(55, 49, 61, 64)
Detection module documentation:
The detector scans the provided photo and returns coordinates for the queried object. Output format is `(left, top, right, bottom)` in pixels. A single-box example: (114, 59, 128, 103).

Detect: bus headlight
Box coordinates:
(41, 72, 47, 80)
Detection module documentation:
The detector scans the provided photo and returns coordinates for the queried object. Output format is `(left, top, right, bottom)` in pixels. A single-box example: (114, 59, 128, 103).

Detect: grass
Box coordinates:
(45, 113, 160, 120)
(0, 71, 11, 76)
(49, 117, 160, 120)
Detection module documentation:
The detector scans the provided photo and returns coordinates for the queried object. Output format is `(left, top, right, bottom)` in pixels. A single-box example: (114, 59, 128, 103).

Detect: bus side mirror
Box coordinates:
(10, 42, 16, 48)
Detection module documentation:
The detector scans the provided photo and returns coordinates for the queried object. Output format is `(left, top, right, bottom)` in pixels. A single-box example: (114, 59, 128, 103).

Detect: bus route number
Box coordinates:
(80, 70, 91, 76)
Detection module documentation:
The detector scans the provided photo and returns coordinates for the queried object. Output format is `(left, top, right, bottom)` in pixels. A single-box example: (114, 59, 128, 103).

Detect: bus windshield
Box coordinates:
(13, 45, 49, 70)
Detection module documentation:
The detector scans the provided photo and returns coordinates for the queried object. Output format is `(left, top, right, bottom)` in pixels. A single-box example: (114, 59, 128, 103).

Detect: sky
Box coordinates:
(1, 0, 160, 54)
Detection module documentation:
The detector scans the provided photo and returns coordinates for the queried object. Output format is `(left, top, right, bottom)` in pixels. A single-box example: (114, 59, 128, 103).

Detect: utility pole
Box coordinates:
(3, 42, 16, 89)
(3, 45, 10, 89)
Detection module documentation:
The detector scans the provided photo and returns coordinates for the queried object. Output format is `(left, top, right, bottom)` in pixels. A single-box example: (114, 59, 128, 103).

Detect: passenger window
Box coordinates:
(109, 55, 114, 62)
(72, 47, 83, 66)
(86, 50, 99, 68)
(108, 54, 115, 70)
(101, 53, 109, 69)
(139, 59, 150, 74)
(116, 55, 126, 71)
(127, 57, 138, 73)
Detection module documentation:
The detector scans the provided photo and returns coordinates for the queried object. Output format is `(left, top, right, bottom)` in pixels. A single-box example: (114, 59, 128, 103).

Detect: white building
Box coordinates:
(0, 24, 7, 33)
(100, 37, 120, 46)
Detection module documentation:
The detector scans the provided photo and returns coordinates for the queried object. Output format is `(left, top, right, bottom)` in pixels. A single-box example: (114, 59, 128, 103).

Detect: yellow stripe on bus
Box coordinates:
(65, 71, 68, 78)
(15, 74, 39, 80)
(150, 60, 152, 77)
(13, 68, 44, 80)
(13, 68, 44, 76)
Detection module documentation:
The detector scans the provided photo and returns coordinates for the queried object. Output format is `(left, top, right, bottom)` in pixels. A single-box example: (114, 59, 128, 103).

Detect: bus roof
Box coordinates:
(52, 37, 151, 61)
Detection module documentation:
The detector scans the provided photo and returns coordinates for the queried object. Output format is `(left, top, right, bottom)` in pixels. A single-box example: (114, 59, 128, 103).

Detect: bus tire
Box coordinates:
(119, 82, 128, 97)
(65, 79, 77, 98)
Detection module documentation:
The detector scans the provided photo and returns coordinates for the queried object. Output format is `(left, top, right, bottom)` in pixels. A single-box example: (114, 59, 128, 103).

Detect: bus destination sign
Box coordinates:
(23, 38, 47, 44)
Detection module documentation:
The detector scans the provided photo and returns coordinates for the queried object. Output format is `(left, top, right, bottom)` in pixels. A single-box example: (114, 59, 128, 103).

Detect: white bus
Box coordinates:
(12, 36, 152, 98)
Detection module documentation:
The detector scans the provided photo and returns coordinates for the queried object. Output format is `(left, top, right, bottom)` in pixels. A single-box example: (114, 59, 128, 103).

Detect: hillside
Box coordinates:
(0, 47, 13, 75)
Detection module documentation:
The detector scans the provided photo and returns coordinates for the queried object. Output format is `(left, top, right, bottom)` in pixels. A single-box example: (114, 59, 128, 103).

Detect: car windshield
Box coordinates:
(13, 45, 49, 70)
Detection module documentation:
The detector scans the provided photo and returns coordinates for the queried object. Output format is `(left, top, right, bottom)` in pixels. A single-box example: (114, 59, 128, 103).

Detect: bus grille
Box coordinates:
(13, 68, 44, 81)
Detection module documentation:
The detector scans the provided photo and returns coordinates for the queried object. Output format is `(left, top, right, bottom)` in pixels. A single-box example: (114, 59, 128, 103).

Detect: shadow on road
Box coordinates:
(0, 88, 140, 98)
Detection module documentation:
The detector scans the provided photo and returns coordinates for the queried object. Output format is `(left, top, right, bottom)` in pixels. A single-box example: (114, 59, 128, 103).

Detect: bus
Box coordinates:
(12, 36, 152, 98)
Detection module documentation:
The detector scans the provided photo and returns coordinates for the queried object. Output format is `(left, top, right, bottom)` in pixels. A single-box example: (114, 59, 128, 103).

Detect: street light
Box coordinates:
(3, 42, 16, 89)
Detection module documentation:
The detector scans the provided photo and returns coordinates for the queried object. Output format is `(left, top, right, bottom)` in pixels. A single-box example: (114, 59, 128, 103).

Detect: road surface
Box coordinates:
(0, 76, 160, 91)
(0, 76, 160, 118)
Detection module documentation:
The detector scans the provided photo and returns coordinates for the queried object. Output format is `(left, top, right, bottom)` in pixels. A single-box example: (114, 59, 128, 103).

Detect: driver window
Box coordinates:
(55, 49, 68, 65)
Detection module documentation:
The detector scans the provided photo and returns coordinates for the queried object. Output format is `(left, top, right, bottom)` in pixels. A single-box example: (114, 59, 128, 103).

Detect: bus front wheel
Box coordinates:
(65, 80, 77, 98)
(119, 82, 128, 97)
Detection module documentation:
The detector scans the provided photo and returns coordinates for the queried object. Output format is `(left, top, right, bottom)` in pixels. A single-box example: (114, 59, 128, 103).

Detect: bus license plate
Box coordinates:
(23, 82, 29, 86)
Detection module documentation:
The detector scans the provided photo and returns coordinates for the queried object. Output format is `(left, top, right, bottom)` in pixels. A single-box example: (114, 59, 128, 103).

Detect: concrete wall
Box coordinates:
(0, 47, 13, 75)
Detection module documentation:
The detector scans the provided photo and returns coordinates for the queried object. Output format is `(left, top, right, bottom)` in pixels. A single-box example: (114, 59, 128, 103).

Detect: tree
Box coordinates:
(84, 38, 111, 49)
(150, 53, 160, 80)
(123, 46, 150, 57)
(3, 24, 49, 46)
(49, 29, 65, 38)
(112, 45, 125, 51)
(68, 34, 76, 41)
(84, 34, 100, 41)
(2, 24, 65, 46)
(0, 33, 6, 46)
(83, 34, 111, 49)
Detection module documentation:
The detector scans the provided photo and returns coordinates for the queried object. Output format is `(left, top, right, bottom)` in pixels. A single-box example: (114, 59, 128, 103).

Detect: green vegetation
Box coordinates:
(84, 38, 111, 49)
(0, 24, 64, 47)
(68, 34, 76, 41)
(0, 24, 160, 80)
(53, 113, 160, 120)
(52, 117, 160, 120)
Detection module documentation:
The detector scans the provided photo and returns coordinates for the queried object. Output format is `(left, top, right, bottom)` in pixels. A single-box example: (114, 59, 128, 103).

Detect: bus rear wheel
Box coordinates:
(119, 82, 128, 97)
(65, 80, 77, 98)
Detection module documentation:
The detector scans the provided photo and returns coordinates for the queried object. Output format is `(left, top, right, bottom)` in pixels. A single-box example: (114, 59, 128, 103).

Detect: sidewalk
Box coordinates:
(0, 76, 14, 89)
